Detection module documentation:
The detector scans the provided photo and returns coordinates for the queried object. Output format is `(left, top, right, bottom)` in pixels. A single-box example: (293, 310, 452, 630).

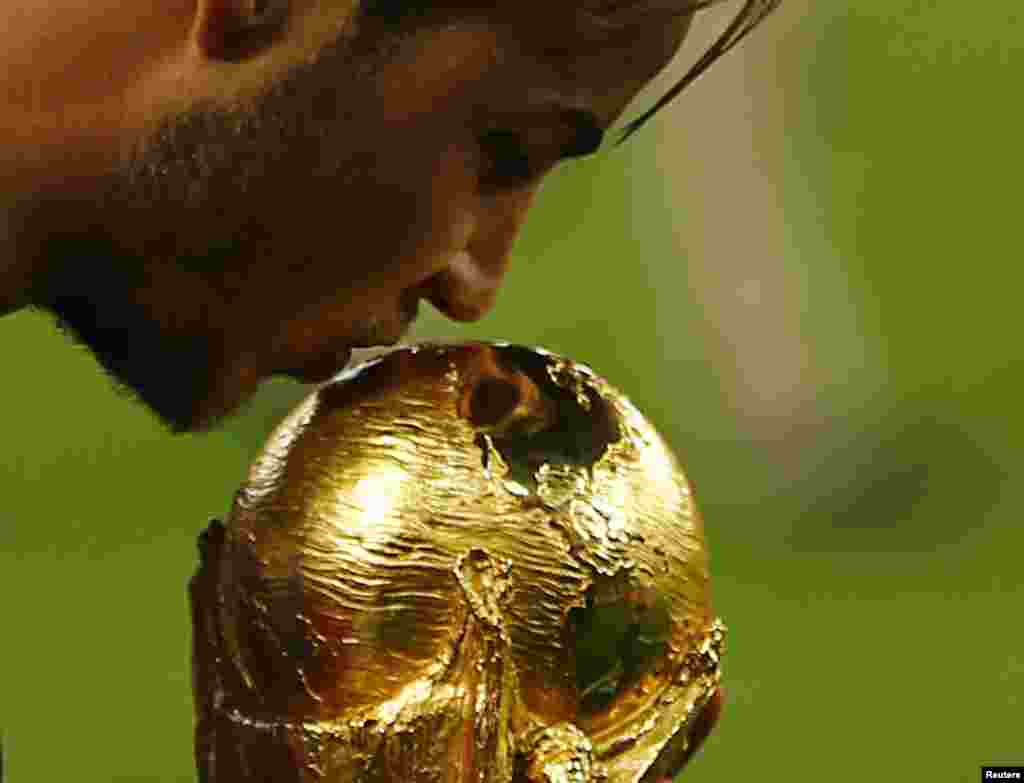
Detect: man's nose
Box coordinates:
(427, 185, 541, 323)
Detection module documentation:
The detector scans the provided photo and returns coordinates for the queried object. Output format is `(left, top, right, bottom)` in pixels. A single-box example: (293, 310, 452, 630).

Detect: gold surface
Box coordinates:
(191, 340, 725, 782)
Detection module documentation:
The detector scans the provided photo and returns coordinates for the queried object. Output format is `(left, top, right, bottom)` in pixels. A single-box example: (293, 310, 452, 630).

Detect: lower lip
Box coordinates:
(280, 346, 353, 384)
(402, 291, 422, 326)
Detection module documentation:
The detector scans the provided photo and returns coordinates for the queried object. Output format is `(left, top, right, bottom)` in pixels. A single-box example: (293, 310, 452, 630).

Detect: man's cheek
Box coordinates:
(431, 144, 480, 249)
(375, 25, 500, 125)
(347, 141, 479, 294)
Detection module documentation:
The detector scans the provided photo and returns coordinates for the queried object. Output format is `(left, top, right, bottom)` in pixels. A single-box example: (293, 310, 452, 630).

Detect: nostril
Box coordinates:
(416, 270, 460, 322)
(424, 284, 485, 323)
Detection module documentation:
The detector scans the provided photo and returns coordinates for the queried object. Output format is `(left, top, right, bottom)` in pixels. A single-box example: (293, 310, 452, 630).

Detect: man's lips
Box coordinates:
(277, 250, 498, 385)
(279, 295, 420, 384)
(279, 345, 354, 384)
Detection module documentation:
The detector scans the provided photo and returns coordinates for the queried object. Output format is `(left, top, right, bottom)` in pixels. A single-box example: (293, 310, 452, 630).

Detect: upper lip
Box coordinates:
(344, 289, 422, 350)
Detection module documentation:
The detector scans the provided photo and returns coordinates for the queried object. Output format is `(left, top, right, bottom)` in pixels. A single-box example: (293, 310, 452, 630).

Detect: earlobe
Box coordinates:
(196, 0, 290, 63)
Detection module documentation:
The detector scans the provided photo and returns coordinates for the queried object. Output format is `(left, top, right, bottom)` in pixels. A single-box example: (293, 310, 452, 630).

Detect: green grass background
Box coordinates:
(2, 2, 1021, 780)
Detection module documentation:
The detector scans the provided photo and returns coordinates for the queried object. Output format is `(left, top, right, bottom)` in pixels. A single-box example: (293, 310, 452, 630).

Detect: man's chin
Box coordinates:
(115, 371, 232, 435)
(32, 256, 236, 434)
(166, 362, 272, 434)
(164, 394, 233, 435)
(41, 316, 219, 436)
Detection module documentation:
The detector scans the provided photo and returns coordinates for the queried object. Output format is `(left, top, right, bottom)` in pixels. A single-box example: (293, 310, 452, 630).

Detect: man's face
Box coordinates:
(8, 0, 692, 433)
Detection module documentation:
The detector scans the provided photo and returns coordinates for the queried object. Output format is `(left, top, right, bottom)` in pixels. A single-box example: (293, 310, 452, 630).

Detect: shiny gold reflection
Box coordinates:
(191, 340, 725, 782)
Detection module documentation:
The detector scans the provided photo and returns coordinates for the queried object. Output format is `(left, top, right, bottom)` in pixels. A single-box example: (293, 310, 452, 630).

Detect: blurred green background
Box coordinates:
(2, 2, 1021, 780)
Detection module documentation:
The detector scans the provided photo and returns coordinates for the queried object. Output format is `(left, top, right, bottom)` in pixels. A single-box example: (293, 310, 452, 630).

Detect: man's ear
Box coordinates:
(196, 0, 291, 63)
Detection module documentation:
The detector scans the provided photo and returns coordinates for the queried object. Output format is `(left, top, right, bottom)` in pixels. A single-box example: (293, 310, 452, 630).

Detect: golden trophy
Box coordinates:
(190, 341, 725, 782)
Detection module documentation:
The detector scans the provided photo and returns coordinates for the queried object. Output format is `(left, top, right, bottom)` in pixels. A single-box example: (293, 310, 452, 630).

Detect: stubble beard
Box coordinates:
(24, 98, 285, 434)
(22, 28, 408, 432)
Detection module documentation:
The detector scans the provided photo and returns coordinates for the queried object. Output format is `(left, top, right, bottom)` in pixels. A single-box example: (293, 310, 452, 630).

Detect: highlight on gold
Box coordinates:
(190, 340, 726, 782)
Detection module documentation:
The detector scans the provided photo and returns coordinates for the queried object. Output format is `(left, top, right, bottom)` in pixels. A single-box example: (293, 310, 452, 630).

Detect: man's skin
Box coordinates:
(0, 2, 777, 774)
(0, 0, 696, 434)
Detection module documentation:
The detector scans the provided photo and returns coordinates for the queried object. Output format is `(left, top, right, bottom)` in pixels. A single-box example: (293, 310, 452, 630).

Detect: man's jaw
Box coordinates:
(36, 289, 220, 435)
(47, 266, 467, 433)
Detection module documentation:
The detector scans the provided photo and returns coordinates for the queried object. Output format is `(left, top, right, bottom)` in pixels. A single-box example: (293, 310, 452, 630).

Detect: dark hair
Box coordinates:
(615, 0, 782, 146)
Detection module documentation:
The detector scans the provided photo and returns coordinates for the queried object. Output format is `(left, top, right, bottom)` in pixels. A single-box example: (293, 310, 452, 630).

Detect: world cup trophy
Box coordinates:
(190, 341, 725, 782)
